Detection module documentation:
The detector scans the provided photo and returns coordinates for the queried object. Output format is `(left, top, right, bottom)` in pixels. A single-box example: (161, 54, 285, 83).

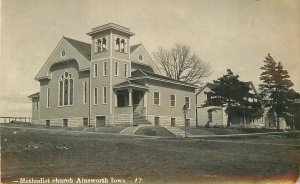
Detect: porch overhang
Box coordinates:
(113, 83, 148, 91)
(28, 92, 40, 100)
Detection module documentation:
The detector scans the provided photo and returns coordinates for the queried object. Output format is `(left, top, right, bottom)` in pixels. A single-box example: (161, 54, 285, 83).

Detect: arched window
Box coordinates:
(59, 72, 74, 106)
(102, 38, 106, 51)
(115, 38, 120, 51)
(120, 39, 125, 52)
(97, 39, 102, 52)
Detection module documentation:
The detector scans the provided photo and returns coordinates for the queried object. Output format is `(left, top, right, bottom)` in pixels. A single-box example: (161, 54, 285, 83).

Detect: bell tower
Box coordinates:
(87, 23, 135, 126)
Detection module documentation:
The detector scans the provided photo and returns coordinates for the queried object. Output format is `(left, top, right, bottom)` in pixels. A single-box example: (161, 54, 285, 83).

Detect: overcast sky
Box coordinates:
(1, 0, 300, 117)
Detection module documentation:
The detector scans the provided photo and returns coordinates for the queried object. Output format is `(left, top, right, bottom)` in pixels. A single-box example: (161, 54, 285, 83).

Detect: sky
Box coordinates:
(1, 0, 300, 117)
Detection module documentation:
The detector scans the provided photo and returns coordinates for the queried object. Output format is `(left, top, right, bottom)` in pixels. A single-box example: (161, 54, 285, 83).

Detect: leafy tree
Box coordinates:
(203, 69, 262, 127)
(153, 44, 210, 85)
(259, 54, 299, 129)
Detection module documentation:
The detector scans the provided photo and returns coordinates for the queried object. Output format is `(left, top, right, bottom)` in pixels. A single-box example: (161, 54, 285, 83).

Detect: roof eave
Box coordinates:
(113, 84, 149, 91)
(129, 76, 197, 89)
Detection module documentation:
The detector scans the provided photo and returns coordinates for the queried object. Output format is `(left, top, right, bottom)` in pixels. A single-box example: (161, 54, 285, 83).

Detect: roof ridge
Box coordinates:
(64, 36, 91, 46)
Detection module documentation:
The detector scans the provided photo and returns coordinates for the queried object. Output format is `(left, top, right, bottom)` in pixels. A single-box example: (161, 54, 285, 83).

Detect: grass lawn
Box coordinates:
(1, 123, 126, 133)
(1, 125, 300, 184)
(134, 126, 175, 137)
(182, 127, 284, 136)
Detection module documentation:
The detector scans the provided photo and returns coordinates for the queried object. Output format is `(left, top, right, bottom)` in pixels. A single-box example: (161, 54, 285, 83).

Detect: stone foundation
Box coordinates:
(32, 114, 196, 128)
(147, 115, 196, 127)
(33, 117, 89, 127)
(114, 114, 132, 126)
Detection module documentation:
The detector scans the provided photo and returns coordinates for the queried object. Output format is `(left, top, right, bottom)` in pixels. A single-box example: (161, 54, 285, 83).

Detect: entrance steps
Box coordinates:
(164, 126, 190, 138)
(133, 113, 151, 126)
(119, 126, 140, 135)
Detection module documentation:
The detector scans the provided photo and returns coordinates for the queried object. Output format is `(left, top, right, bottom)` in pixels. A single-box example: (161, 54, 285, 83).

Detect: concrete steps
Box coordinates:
(133, 114, 151, 126)
(119, 126, 140, 135)
(164, 126, 190, 138)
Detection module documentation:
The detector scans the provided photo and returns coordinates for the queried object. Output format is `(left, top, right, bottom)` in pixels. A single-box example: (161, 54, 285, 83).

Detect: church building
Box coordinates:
(28, 23, 197, 127)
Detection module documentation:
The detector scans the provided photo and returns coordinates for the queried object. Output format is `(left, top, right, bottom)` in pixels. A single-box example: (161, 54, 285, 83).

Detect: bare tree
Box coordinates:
(153, 44, 210, 85)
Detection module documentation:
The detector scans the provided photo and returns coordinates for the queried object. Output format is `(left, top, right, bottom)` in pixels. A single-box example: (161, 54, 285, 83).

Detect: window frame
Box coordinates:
(103, 61, 107, 76)
(170, 94, 176, 107)
(185, 96, 190, 109)
(114, 62, 119, 76)
(124, 63, 128, 78)
(95, 37, 108, 53)
(69, 78, 73, 105)
(94, 87, 98, 105)
(103, 86, 107, 104)
(35, 101, 39, 111)
(94, 63, 98, 78)
(153, 91, 160, 106)
(58, 72, 74, 107)
(46, 87, 50, 108)
(115, 36, 127, 53)
(83, 81, 87, 105)
(97, 39, 101, 53)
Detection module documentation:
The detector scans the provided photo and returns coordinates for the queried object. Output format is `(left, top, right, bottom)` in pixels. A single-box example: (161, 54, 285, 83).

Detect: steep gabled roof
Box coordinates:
(196, 83, 214, 96)
(59, 40, 142, 60)
(35, 37, 91, 81)
(64, 37, 91, 60)
(130, 44, 142, 53)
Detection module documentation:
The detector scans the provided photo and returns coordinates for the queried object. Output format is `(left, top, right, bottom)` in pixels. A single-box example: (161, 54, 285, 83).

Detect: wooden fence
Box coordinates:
(0, 117, 31, 123)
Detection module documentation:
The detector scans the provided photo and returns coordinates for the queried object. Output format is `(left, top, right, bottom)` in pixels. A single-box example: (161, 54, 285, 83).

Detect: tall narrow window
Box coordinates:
(94, 88, 98, 105)
(47, 87, 50, 108)
(103, 61, 107, 76)
(59, 81, 63, 106)
(170, 94, 176, 107)
(94, 63, 98, 78)
(83, 81, 87, 104)
(120, 39, 125, 52)
(103, 86, 107, 104)
(124, 63, 128, 77)
(102, 38, 106, 51)
(97, 39, 101, 52)
(58, 72, 73, 106)
(115, 38, 120, 51)
(124, 39, 128, 53)
(69, 79, 73, 105)
(185, 96, 190, 109)
(64, 79, 69, 106)
(115, 62, 119, 76)
(154, 92, 160, 105)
